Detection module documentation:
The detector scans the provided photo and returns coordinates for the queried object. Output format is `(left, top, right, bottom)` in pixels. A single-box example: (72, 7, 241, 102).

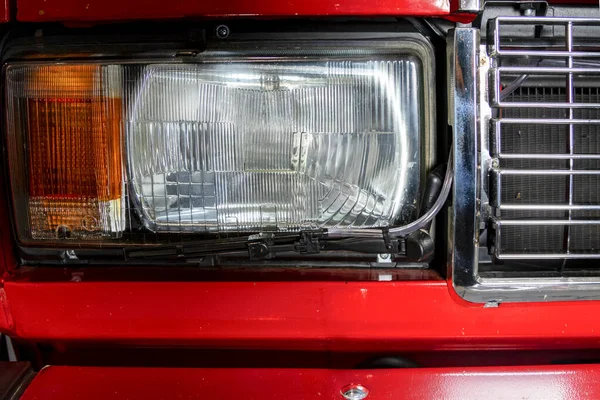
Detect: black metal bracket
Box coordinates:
(247, 233, 277, 260)
(247, 229, 435, 262)
(294, 231, 326, 254)
(247, 231, 326, 260)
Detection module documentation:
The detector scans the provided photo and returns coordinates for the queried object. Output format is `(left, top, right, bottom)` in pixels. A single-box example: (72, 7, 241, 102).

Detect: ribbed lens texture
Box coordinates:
(128, 61, 422, 232)
(6, 65, 124, 240)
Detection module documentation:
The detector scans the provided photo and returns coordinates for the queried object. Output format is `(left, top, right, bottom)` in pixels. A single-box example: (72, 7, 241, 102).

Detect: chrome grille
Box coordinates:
(488, 17, 600, 260)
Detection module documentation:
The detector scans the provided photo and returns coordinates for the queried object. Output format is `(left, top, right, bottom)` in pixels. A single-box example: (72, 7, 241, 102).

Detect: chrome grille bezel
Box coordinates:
(450, 16, 600, 303)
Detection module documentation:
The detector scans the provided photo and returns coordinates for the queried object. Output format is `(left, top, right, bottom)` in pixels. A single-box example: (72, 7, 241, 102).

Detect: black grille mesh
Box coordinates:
(497, 87, 600, 255)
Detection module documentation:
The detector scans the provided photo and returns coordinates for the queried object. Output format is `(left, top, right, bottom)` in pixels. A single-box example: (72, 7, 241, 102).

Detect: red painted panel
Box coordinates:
(17, 0, 451, 23)
(4, 275, 600, 351)
(20, 364, 600, 400)
(0, 0, 7, 23)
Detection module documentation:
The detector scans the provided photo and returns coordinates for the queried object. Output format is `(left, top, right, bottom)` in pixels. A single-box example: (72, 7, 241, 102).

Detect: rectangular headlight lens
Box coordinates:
(129, 60, 423, 232)
(5, 39, 433, 243)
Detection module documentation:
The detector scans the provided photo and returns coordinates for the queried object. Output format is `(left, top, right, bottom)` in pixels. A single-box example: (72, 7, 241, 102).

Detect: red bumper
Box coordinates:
(21, 364, 600, 400)
(2, 269, 600, 352)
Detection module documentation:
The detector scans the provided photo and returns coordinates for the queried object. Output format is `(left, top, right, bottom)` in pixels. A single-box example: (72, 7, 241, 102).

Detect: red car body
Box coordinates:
(1, 0, 599, 398)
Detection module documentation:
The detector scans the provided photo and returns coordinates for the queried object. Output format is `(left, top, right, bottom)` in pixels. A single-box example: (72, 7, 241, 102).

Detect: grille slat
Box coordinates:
(489, 17, 600, 261)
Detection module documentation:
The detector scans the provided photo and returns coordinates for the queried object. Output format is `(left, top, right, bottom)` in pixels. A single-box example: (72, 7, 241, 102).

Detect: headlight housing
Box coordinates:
(4, 35, 435, 247)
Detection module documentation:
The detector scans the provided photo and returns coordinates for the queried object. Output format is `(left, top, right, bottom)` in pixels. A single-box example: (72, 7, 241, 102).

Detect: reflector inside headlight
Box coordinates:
(129, 61, 424, 232)
(5, 39, 434, 243)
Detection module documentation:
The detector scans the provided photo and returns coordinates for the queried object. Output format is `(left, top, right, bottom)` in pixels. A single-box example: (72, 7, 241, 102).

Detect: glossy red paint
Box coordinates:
(21, 364, 600, 400)
(16, 0, 452, 23)
(1, 0, 599, 360)
(3, 267, 600, 351)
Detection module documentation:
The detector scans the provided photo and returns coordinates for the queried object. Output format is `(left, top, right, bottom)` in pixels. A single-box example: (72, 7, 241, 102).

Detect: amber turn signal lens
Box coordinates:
(7, 64, 124, 240)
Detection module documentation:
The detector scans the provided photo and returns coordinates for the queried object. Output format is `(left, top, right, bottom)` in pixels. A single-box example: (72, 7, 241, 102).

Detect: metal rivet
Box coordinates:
(341, 384, 369, 400)
(216, 25, 230, 39)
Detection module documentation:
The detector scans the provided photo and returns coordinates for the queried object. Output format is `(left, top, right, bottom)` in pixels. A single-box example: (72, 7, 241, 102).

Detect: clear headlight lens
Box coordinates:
(128, 60, 423, 232)
(5, 40, 433, 243)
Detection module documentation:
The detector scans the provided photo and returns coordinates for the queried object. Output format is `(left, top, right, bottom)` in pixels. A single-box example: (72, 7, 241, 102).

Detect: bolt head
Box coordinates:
(216, 25, 230, 39)
(341, 384, 369, 400)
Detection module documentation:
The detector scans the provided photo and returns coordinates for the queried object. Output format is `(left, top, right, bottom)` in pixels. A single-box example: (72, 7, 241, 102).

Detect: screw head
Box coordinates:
(65, 250, 78, 260)
(216, 25, 230, 39)
(522, 7, 535, 16)
(55, 225, 71, 239)
(341, 384, 369, 400)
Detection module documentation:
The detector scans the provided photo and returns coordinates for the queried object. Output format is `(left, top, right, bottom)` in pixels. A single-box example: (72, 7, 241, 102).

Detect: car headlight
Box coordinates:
(5, 36, 435, 246)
